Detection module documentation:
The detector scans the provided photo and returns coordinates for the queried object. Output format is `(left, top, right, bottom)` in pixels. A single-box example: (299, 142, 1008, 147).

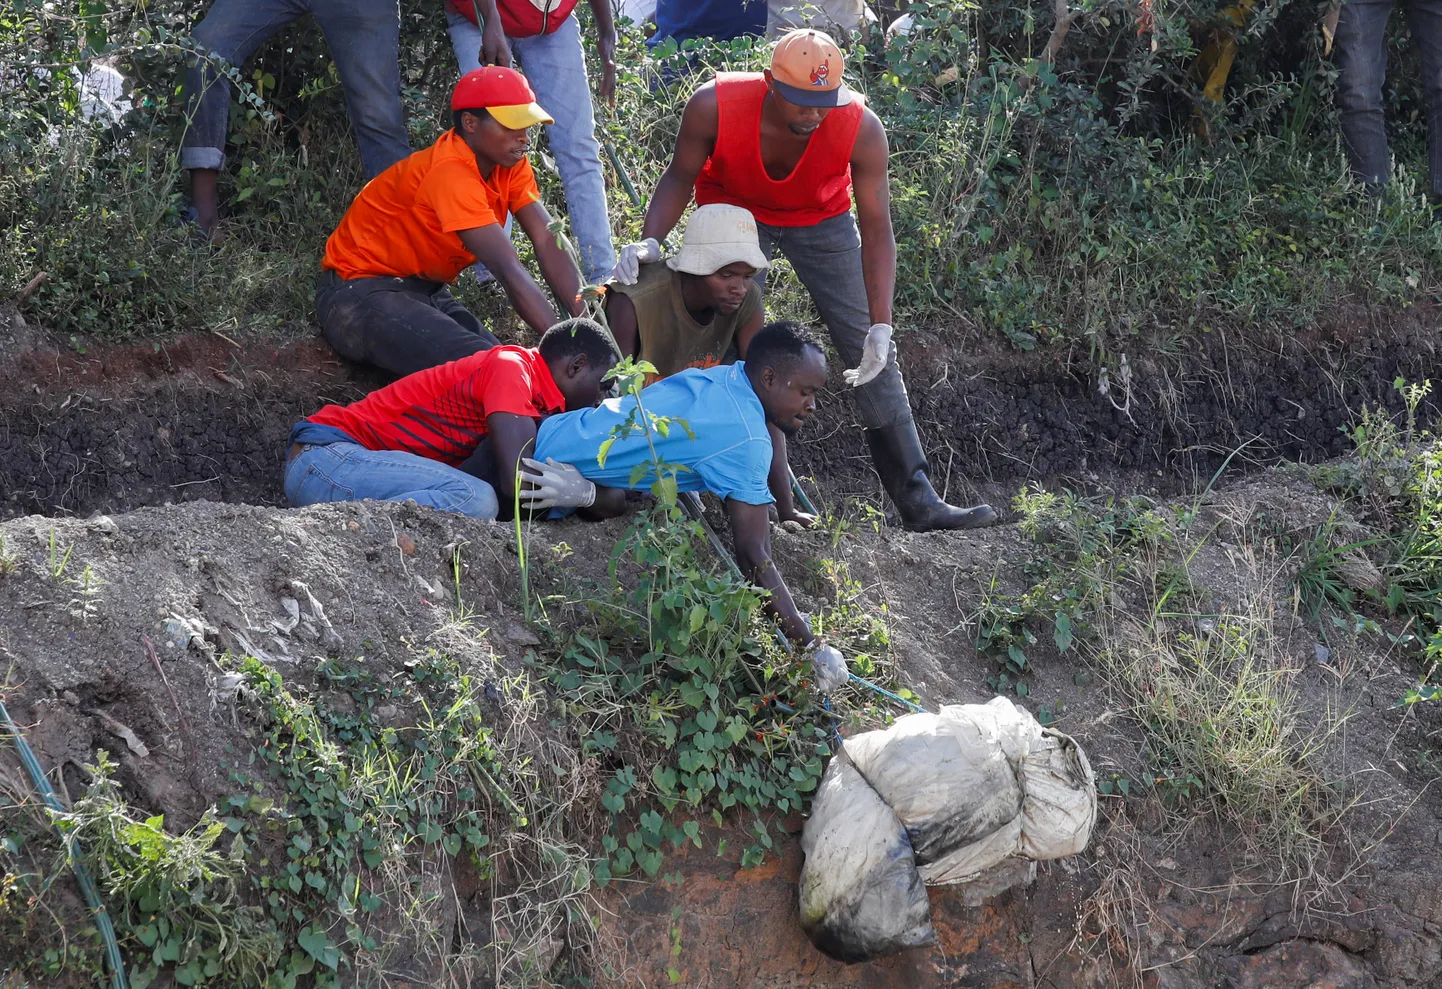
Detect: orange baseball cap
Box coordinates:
(769, 29, 851, 108)
(451, 66, 553, 129)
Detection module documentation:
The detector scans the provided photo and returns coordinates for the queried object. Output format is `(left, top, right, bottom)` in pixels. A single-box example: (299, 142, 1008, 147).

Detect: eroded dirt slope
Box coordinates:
(0, 483, 1439, 987)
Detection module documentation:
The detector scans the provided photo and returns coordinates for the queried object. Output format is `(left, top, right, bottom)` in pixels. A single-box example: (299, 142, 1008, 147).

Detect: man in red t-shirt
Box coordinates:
(613, 30, 996, 533)
(318, 66, 584, 377)
(285, 318, 617, 518)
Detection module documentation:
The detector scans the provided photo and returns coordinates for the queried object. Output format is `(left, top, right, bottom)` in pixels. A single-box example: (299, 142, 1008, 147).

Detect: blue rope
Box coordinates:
(847, 673, 929, 714)
(0, 699, 128, 989)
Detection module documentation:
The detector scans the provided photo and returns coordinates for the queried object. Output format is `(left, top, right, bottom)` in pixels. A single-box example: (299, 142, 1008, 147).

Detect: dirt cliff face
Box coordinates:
(3, 309, 1442, 986)
(1, 305, 1438, 520)
(1, 489, 1439, 987)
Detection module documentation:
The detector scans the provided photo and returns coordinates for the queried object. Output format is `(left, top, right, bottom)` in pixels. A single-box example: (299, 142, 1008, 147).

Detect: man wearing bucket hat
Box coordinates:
(317, 66, 584, 377)
(607, 203, 768, 380)
(606, 203, 814, 525)
(615, 29, 997, 532)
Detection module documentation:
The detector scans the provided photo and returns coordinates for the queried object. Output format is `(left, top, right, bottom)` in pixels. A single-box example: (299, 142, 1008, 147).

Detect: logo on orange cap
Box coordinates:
(770, 29, 851, 108)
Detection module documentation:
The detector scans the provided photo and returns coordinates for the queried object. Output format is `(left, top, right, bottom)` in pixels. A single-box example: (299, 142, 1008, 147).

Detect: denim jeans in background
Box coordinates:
(285, 441, 500, 518)
(1334, 0, 1442, 198)
(446, 11, 616, 284)
(753, 212, 913, 430)
(181, 0, 411, 177)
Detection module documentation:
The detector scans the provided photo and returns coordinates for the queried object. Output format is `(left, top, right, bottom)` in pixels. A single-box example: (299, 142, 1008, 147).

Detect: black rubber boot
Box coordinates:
(864, 423, 998, 532)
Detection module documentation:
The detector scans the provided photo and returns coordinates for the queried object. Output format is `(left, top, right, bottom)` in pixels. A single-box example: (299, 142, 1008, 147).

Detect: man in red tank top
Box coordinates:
(613, 29, 996, 532)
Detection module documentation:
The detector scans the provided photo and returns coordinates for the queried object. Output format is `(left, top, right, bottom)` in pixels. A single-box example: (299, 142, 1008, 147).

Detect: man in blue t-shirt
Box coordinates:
(650, 0, 767, 48)
(520, 320, 846, 686)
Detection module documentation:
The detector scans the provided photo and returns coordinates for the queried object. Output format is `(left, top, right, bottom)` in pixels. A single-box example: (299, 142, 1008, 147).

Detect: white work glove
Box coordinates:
(842, 323, 894, 388)
(806, 642, 848, 694)
(611, 237, 662, 284)
(517, 458, 596, 510)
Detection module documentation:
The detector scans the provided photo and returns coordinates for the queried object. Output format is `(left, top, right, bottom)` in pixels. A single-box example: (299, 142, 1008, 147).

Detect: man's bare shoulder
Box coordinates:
(686, 81, 720, 116)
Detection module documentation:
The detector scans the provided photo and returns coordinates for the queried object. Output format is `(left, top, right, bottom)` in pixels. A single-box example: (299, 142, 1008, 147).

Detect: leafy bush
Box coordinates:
(5, 0, 1442, 350)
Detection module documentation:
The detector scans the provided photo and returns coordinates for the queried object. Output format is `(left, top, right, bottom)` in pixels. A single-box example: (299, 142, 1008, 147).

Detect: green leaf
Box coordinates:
(682, 820, 701, 847)
(689, 604, 706, 633)
(1053, 612, 1074, 652)
(596, 436, 616, 469)
(298, 926, 341, 971)
(442, 831, 463, 856)
(652, 474, 679, 507)
(695, 709, 718, 733)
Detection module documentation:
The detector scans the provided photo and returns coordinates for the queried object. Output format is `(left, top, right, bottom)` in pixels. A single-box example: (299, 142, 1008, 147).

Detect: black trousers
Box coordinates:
(316, 270, 501, 376)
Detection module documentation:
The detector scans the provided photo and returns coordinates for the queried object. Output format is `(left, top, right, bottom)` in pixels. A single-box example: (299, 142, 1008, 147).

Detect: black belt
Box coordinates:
(316, 269, 445, 295)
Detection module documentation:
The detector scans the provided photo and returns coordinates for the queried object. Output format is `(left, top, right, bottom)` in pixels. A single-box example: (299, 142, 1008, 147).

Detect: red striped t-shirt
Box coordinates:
(308, 346, 564, 466)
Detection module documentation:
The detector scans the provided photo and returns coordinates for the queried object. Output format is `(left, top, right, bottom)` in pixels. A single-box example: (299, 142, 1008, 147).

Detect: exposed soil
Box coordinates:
(1, 482, 1440, 987)
(3, 304, 1438, 520)
(4, 304, 1442, 986)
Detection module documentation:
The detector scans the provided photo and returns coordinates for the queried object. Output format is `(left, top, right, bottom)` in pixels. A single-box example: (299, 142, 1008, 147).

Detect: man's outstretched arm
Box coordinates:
(514, 201, 583, 315)
(459, 224, 562, 334)
(850, 109, 897, 328)
(640, 84, 719, 245)
(726, 498, 812, 644)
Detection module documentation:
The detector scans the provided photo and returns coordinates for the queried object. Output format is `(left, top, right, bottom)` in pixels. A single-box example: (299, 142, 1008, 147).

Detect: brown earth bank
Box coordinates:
(1, 472, 1441, 987)
(2, 303, 1440, 519)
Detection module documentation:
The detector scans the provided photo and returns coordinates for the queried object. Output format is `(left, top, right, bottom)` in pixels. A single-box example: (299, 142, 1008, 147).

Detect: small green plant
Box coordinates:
(47, 528, 74, 579)
(539, 356, 836, 882)
(976, 487, 1169, 694)
(64, 563, 105, 622)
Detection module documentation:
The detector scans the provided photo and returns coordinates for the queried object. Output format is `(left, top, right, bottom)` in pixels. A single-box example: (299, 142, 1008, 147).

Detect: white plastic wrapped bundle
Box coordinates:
(798, 697, 1097, 961)
(797, 753, 935, 961)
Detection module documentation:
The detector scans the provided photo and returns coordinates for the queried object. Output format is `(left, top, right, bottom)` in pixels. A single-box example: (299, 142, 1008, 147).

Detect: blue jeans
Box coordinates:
(754, 212, 912, 430)
(285, 441, 500, 518)
(446, 12, 616, 283)
(182, 0, 411, 178)
(1335, 0, 1442, 197)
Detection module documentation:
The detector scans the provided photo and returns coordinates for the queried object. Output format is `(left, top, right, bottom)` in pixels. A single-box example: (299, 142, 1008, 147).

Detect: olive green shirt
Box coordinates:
(608, 261, 763, 380)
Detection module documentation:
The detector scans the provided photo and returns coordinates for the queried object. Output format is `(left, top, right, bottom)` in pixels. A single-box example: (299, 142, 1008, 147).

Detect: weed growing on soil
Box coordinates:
(1308, 377, 1442, 706)
(210, 651, 521, 987)
(975, 486, 1171, 694)
(985, 482, 1348, 871)
(537, 359, 837, 881)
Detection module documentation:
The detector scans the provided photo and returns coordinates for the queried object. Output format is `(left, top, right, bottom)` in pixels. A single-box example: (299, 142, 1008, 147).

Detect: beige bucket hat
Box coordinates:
(666, 204, 771, 276)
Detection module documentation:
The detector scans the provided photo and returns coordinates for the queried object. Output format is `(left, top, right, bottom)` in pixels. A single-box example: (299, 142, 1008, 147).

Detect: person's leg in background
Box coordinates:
(762, 214, 995, 531)
(312, 0, 411, 177)
(1334, 0, 1397, 192)
(285, 442, 499, 518)
(316, 275, 499, 376)
(181, 0, 304, 239)
(1405, 0, 1442, 204)
(512, 17, 617, 284)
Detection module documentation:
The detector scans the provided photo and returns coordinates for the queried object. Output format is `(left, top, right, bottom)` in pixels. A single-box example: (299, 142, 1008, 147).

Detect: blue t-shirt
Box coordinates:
(535, 363, 774, 505)
(651, 0, 767, 46)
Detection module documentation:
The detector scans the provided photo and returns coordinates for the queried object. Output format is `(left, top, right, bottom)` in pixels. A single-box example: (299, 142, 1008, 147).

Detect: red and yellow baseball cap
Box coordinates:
(451, 66, 553, 129)
(770, 29, 851, 108)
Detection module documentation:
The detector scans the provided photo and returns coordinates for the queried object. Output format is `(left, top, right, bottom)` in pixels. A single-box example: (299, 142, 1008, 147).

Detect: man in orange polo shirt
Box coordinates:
(318, 66, 585, 377)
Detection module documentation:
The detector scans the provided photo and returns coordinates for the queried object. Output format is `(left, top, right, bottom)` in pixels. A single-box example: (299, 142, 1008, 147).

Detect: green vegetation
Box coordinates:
(0, 358, 909, 987)
(3, 0, 1441, 353)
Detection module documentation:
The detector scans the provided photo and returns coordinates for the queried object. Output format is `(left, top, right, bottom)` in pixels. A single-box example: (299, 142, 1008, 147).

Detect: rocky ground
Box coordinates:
(2, 307, 1442, 987)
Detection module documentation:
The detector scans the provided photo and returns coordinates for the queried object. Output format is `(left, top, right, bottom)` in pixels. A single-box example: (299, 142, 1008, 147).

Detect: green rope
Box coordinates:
(0, 698, 128, 989)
